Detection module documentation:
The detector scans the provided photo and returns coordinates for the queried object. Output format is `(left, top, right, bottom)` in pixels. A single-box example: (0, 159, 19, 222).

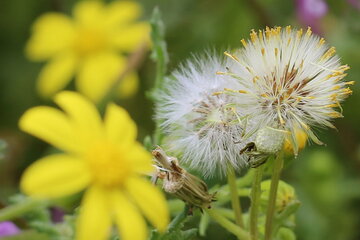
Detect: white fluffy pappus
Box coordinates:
(155, 54, 252, 177)
(221, 26, 353, 154)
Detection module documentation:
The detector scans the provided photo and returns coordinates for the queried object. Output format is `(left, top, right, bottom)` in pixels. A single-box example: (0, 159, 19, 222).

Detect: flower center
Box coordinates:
(190, 94, 240, 138)
(85, 141, 131, 188)
(73, 28, 107, 56)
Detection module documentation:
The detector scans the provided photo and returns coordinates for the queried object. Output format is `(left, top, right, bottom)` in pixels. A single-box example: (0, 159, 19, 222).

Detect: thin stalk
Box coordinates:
(167, 205, 190, 232)
(0, 198, 48, 221)
(227, 166, 244, 230)
(149, 8, 168, 144)
(264, 152, 284, 240)
(149, 205, 190, 240)
(205, 208, 250, 240)
(249, 164, 264, 240)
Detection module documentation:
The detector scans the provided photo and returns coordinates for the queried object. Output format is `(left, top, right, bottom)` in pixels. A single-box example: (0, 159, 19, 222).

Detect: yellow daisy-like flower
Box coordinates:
(26, 1, 149, 102)
(19, 91, 168, 240)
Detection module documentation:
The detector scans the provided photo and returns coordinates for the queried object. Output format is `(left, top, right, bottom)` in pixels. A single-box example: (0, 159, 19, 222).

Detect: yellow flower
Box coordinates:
(26, 1, 149, 102)
(19, 91, 168, 240)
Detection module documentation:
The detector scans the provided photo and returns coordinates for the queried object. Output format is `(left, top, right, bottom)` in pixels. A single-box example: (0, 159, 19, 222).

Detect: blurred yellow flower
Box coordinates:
(19, 91, 168, 240)
(26, 1, 149, 102)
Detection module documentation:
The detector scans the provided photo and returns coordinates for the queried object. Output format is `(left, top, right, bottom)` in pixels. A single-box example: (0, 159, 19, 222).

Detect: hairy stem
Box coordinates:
(205, 208, 250, 240)
(149, 7, 168, 145)
(167, 205, 190, 232)
(249, 164, 264, 240)
(227, 166, 244, 231)
(264, 152, 284, 240)
(0, 198, 48, 221)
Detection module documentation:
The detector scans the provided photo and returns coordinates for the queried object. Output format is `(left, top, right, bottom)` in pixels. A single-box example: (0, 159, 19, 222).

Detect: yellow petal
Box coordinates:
(104, 103, 137, 143)
(118, 71, 139, 98)
(73, 1, 105, 28)
(37, 52, 78, 98)
(20, 154, 90, 198)
(111, 22, 150, 52)
(126, 177, 169, 232)
(283, 129, 308, 155)
(76, 186, 112, 240)
(54, 91, 104, 148)
(26, 13, 75, 61)
(105, 1, 142, 27)
(76, 52, 125, 102)
(19, 106, 80, 154)
(127, 143, 154, 174)
(110, 189, 147, 240)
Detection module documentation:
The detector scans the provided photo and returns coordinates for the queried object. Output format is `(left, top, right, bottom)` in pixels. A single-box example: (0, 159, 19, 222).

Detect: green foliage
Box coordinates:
(0, 1, 360, 240)
(291, 150, 359, 240)
(0, 139, 7, 161)
(276, 227, 296, 240)
(0, 230, 49, 240)
(149, 206, 198, 240)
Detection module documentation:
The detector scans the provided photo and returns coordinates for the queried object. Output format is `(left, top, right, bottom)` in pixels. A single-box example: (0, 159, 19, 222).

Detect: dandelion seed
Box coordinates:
(156, 54, 252, 177)
(224, 26, 352, 155)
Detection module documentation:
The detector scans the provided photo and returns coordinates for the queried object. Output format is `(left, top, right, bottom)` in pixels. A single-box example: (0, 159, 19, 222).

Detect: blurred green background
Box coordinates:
(0, 0, 359, 239)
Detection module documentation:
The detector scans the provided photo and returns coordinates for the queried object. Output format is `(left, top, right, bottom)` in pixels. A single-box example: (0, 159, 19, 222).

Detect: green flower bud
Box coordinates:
(276, 227, 296, 240)
(255, 127, 285, 154)
(260, 180, 296, 213)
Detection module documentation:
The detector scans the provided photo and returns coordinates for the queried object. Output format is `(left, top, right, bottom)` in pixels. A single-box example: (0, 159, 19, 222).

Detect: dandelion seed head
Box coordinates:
(224, 26, 352, 154)
(156, 54, 251, 177)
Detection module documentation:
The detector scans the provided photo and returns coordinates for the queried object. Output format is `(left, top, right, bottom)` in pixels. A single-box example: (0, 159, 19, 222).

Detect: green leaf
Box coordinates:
(275, 201, 301, 225)
(161, 228, 198, 240)
(0, 195, 49, 222)
(149, 205, 198, 240)
(1, 230, 50, 240)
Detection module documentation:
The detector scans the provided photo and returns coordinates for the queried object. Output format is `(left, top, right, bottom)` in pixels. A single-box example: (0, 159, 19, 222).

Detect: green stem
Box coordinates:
(264, 152, 284, 240)
(0, 198, 48, 221)
(227, 166, 244, 230)
(205, 208, 250, 240)
(150, 7, 168, 92)
(167, 205, 190, 232)
(249, 165, 264, 240)
(149, 7, 168, 145)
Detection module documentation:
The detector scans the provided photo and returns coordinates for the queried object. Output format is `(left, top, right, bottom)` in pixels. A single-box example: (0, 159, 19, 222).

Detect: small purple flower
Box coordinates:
(296, 0, 328, 33)
(50, 207, 65, 223)
(0, 221, 20, 237)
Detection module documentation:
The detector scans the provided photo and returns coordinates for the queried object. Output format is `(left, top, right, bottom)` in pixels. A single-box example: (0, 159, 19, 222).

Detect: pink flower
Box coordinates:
(347, 0, 360, 10)
(295, 0, 328, 33)
(0, 221, 20, 237)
